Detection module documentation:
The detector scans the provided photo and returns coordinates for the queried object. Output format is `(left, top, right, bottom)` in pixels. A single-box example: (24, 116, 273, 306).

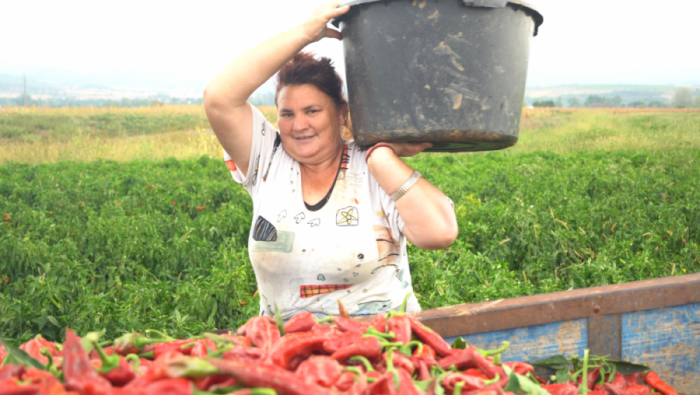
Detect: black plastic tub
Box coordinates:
(334, 0, 543, 152)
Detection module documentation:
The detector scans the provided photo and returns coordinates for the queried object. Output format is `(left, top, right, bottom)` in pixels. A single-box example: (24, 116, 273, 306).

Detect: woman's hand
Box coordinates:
(386, 142, 434, 158)
(301, 1, 351, 44)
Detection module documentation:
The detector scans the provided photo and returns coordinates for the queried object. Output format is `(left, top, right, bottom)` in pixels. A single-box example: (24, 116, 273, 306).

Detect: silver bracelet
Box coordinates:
(391, 170, 421, 202)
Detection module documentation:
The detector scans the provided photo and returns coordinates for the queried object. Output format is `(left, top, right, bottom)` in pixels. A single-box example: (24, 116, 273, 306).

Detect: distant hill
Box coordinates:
(0, 70, 277, 106)
(525, 84, 700, 107)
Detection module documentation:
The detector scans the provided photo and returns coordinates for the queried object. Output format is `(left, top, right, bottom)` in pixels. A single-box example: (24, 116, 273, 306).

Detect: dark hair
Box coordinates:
(275, 52, 348, 112)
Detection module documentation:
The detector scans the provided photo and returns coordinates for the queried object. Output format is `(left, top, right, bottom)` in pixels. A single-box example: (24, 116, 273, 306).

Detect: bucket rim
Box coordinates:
(334, 0, 544, 36)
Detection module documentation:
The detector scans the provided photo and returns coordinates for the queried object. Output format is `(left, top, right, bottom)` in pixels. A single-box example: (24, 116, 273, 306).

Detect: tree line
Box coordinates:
(531, 88, 700, 109)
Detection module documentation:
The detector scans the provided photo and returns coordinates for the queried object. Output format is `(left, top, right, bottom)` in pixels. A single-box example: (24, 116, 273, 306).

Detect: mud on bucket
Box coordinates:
(334, 0, 543, 152)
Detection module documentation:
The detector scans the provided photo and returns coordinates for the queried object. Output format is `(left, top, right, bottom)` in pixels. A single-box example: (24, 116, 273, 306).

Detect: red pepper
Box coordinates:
(462, 368, 489, 380)
(137, 378, 193, 395)
(221, 346, 265, 363)
(625, 373, 646, 387)
(124, 350, 183, 389)
(503, 361, 535, 376)
(333, 371, 356, 392)
(602, 372, 628, 392)
(645, 371, 676, 395)
(245, 316, 281, 352)
(113, 333, 149, 356)
(215, 334, 253, 348)
(381, 350, 415, 374)
(541, 383, 579, 395)
(152, 340, 198, 359)
(264, 332, 327, 370)
(581, 366, 602, 390)
(411, 344, 436, 382)
(285, 312, 319, 334)
(331, 336, 382, 361)
(368, 368, 423, 395)
(206, 358, 331, 395)
(369, 312, 387, 333)
(626, 385, 652, 395)
(19, 337, 60, 365)
(193, 375, 238, 391)
(227, 390, 278, 395)
(323, 331, 363, 354)
(332, 316, 370, 333)
(0, 366, 25, 382)
(20, 367, 60, 387)
(386, 315, 412, 345)
(414, 344, 436, 361)
(189, 340, 217, 358)
(102, 357, 136, 387)
(0, 381, 43, 395)
(62, 329, 113, 395)
(295, 356, 342, 388)
(438, 347, 476, 371)
(441, 372, 485, 393)
(408, 317, 452, 357)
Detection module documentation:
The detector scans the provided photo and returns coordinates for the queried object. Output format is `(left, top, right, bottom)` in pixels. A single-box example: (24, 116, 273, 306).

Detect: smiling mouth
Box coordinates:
(295, 135, 315, 141)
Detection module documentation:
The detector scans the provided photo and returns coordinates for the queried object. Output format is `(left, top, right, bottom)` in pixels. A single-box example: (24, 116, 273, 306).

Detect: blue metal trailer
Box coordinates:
(411, 273, 700, 393)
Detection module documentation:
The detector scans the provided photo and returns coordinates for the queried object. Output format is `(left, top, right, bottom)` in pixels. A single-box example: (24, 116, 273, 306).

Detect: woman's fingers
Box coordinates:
(328, 4, 351, 18)
(302, 3, 350, 44)
(325, 28, 343, 40)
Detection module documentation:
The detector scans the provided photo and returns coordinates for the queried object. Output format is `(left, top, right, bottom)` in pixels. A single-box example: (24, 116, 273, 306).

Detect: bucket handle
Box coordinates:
(340, 0, 509, 7)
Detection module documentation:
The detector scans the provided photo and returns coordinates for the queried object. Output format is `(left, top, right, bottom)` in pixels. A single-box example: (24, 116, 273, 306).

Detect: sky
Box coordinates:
(1, 0, 699, 95)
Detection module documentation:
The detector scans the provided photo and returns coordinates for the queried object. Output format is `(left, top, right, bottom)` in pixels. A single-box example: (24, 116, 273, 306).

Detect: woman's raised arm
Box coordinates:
(203, 2, 349, 177)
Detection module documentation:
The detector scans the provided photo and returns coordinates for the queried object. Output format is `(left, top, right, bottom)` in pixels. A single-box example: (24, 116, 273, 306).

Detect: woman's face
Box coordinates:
(277, 84, 345, 165)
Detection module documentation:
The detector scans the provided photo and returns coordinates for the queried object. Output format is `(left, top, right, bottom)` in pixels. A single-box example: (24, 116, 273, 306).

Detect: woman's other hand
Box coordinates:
(301, 1, 351, 43)
(386, 142, 433, 158)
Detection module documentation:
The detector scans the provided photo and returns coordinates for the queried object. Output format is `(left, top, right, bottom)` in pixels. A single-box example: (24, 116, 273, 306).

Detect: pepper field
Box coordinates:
(1, 106, 699, 342)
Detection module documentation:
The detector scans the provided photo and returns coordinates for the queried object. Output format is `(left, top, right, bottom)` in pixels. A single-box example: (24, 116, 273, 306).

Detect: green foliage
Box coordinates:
(567, 97, 581, 108)
(2, 149, 698, 342)
(672, 88, 694, 109)
(0, 111, 209, 143)
(533, 100, 555, 108)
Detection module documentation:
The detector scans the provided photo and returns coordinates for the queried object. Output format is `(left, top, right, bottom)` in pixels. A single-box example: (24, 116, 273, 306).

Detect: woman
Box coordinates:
(204, 2, 457, 320)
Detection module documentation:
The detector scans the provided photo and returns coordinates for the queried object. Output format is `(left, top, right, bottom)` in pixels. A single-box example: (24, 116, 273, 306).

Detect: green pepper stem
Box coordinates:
(125, 354, 141, 370)
(204, 344, 233, 358)
(478, 341, 510, 357)
(249, 390, 278, 395)
(316, 315, 334, 324)
(454, 381, 465, 395)
(400, 292, 412, 315)
(144, 329, 175, 340)
(274, 304, 285, 336)
(349, 356, 375, 372)
(580, 349, 590, 395)
(180, 342, 197, 350)
(40, 348, 54, 370)
(483, 374, 500, 386)
(92, 341, 120, 374)
(365, 327, 395, 339)
(385, 348, 396, 372)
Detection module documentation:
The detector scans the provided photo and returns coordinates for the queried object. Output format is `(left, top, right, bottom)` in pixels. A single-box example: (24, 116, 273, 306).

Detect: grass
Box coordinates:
(0, 106, 278, 164)
(514, 108, 700, 153)
(1, 106, 699, 165)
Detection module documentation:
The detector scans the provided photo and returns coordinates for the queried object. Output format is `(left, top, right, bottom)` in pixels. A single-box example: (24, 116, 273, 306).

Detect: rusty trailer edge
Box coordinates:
(409, 272, 700, 338)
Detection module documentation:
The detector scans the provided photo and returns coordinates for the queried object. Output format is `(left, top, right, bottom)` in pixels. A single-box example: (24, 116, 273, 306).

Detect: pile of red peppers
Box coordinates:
(0, 296, 683, 395)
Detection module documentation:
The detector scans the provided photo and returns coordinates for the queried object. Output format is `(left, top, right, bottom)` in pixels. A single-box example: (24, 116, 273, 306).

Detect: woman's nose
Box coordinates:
(292, 115, 309, 131)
